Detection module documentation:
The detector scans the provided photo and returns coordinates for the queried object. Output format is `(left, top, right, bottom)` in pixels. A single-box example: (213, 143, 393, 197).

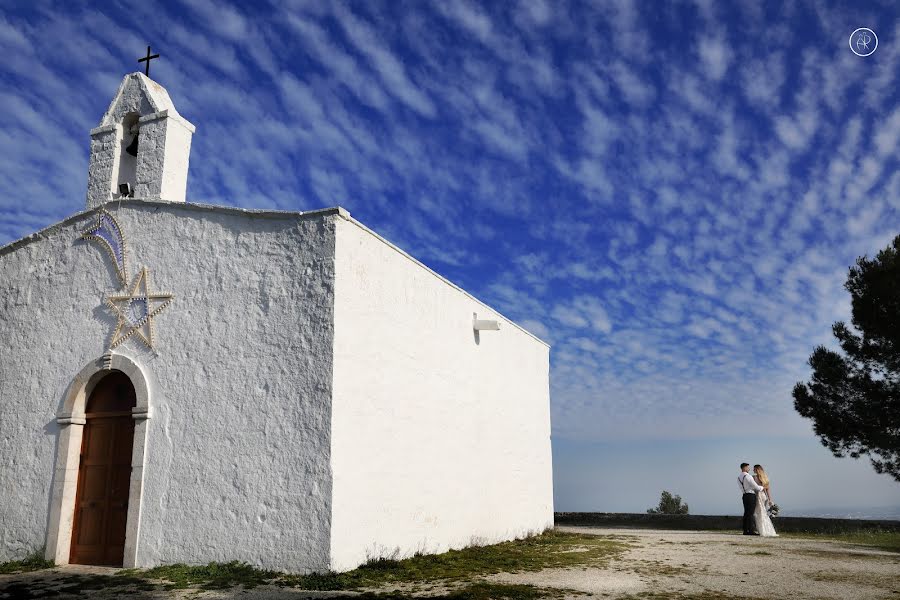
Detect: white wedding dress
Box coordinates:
(754, 490, 778, 537)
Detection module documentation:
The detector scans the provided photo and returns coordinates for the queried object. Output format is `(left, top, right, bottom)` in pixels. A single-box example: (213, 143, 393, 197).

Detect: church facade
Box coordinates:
(0, 73, 553, 573)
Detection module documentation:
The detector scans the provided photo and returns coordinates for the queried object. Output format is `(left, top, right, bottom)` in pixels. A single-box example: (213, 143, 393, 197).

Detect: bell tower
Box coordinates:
(86, 72, 195, 209)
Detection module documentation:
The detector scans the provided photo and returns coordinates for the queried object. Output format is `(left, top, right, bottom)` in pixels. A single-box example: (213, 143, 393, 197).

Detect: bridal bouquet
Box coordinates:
(767, 502, 780, 518)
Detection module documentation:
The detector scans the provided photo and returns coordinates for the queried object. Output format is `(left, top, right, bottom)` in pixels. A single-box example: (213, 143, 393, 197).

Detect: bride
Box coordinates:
(753, 464, 778, 537)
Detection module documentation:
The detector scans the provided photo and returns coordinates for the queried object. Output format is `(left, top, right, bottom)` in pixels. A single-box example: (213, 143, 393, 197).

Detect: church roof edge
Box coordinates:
(338, 212, 552, 349)
(0, 200, 549, 348)
(0, 200, 345, 259)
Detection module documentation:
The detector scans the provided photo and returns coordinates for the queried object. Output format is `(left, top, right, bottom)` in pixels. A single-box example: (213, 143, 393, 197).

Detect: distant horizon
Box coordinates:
(552, 434, 900, 519)
(552, 507, 900, 521)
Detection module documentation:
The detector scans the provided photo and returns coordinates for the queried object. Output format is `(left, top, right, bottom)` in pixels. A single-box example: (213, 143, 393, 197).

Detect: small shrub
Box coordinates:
(647, 491, 689, 515)
(364, 556, 403, 571)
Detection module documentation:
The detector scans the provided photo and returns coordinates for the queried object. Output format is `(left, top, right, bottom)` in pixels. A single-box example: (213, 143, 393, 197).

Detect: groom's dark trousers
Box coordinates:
(742, 493, 758, 534)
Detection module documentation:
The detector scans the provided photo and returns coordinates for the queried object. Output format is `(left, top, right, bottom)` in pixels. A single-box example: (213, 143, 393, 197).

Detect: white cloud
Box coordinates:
(331, 4, 437, 118)
(774, 112, 817, 150)
(740, 53, 784, 107)
(0, 15, 30, 50)
(552, 304, 589, 329)
(520, 318, 551, 342)
(874, 106, 900, 156)
(182, 0, 248, 41)
(436, 0, 494, 42)
(287, 16, 391, 112)
(470, 118, 529, 160)
(517, 0, 551, 27)
(552, 296, 613, 334)
(609, 61, 656, 106)
(697, 36, 731, 80)
(595, 0, 651, 61)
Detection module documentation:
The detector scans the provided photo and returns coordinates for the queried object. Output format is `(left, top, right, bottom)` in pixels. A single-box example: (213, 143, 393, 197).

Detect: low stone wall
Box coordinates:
(554, 512, 900, 533)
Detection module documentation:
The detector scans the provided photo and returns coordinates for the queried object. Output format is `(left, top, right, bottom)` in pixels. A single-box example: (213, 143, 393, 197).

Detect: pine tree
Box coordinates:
(793, 234, 900, 481)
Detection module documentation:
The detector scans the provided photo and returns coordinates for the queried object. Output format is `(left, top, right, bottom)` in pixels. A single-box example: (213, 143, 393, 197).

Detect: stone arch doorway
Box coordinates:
(69, 371, 136, 566)
(46, 354, 152, 568)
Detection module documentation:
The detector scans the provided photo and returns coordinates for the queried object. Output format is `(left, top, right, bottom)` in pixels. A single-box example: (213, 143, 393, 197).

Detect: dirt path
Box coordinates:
(492, 526, 900, 599)
(2, 527, 898, 599)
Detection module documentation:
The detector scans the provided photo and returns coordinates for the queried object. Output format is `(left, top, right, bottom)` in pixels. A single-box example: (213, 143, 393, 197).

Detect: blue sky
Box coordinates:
(1, 0, 899, 516)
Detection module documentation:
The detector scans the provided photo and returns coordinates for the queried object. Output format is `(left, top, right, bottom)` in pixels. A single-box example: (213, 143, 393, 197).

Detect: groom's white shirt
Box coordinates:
(739, 472, 764, 494)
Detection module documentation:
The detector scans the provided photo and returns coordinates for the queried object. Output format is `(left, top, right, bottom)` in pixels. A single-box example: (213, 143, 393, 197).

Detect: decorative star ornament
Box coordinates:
(81, 209, 128, 286)
(105, 267, 174, 350)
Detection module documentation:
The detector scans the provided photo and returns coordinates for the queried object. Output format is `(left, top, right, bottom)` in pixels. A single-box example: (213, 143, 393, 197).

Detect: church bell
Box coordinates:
(125, 133, 139, 157)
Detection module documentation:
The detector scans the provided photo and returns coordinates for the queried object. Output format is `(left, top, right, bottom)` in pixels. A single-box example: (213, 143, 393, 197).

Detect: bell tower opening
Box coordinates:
(114, 112, 140, 197)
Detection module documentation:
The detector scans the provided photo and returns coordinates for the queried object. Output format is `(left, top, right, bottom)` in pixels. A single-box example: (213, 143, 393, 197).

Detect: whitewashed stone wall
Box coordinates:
(131, 110, 194, 202)
(329, 215, 553, 572)
(1, 200, 552, 573)
(0, 201, 337, 572)
(86, 125, 124, 209)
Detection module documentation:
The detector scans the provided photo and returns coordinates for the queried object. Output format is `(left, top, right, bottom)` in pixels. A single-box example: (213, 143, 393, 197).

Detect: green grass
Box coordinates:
(620, 593, 767, 600)
(0, 550, 54, 574)
(628, 558, 693, 577)
(806, 569, 899, 587)
(438, 583, 571, 600)
(136, 560, 276, 590)
(783, 530, 900, 553)
(355, 582, 580, 600)
(281, 529, 629, 590)
(80, 530, 628, 595)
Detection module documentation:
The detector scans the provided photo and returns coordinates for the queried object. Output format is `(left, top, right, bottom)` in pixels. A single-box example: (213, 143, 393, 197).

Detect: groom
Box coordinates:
(738, 462, 764, 535)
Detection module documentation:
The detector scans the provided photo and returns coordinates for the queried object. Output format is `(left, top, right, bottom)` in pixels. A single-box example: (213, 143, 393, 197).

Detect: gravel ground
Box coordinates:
(2, 527, 898, 599)
(492, 526, 900, 599)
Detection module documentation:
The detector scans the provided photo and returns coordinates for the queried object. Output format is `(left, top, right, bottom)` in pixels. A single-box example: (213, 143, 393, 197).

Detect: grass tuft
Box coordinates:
(806, 570, 899, 587)
(355, 582, 577, 600)
(783, 530, 900, 554)
(0, 550, 54, 574)
(620, 593, 767, 600)
(141, 560, 277, 589)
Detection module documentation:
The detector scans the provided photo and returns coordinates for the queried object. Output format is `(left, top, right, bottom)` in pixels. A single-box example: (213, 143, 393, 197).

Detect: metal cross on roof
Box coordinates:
(138, 46, 160, 77)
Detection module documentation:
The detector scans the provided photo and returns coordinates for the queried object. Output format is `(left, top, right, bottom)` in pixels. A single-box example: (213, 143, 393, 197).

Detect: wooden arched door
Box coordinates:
(70, 371, 136, 566)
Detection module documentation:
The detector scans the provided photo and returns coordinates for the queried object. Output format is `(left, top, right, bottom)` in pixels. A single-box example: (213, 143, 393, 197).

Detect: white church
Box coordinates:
(0, 72, 553, 573)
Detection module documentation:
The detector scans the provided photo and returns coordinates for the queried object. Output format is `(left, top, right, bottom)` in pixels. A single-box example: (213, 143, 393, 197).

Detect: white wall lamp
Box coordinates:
(473, 313, 501, 331)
